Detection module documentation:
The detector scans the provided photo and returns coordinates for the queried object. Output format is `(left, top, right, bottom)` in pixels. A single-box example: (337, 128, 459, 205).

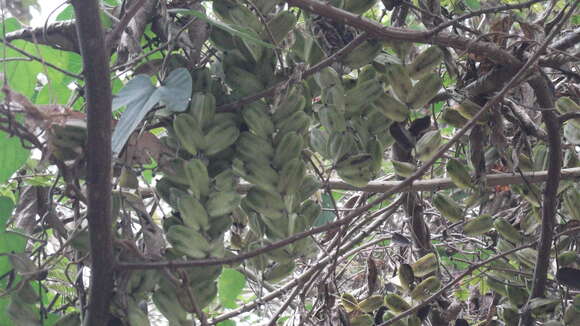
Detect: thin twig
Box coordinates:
(266, 279, 303, 326)
(426, 0, 545, 36)
(209, 200, 403, 324)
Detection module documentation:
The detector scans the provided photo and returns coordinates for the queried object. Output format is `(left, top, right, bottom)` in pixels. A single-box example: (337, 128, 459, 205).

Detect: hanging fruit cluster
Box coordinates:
(233, 87, 322, 280)
(309, 44, 445, 187)
(151, 89, 242, 322)
(123, 0, 449, 322)
(309, 65, 388, 187)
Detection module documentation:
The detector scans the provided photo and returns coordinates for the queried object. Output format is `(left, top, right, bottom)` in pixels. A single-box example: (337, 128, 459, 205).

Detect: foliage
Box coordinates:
(0, 0, 579, 325)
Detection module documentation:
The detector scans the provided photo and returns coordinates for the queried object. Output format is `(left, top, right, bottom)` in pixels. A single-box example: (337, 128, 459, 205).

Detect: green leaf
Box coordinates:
(169, 9, 275, 49)
(22, 175, 54, 187)
(0, 17, 22, 34)
(56, 5, 74, 20)
(157, 68, 192, 112)
(0, 297, 14, 326)
(34, 82, 72, 105)
(218, 268, 246, 309)
(0, 197, 14, 233)
(0, 132, 30, 185)
(111, 75, 158, 156)
(465, 0, 481, 10)
(217, 321, 236, 326)
(0, 233, 27, 277)
(112, 75, 156, 111)
(111, 68, 192, 156)
(0, 37, 80, 100)
(314, 194, 335, 227)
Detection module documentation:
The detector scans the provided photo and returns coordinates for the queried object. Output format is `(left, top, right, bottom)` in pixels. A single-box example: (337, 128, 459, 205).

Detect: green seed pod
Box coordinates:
(341, 293, 358, 312)
(384, 293, 411, 313)
(410, 253, 438, 278)
(410, 276, 441, 301)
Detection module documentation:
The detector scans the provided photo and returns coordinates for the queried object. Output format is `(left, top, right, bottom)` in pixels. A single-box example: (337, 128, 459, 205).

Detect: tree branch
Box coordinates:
(116, 0, 159, 66)
(105, 0, 147, 53)
(4, 20, 79, 53)
(515, 1, 580, 324)
(551, 26, 580, 51)
(285, 0, 521, 66)
(529, 76, 560, 295)
(321, 167, 580, 192)
(427, 0, 545, 36)
(120, 164, 580, 274)
(71, 1, 115, 325)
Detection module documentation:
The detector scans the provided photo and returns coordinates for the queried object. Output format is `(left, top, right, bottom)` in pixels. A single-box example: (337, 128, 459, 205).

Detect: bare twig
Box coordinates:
(426, 0, 545, 36)
(105, 0, 147, 53)
(551, 26, 580, 51)
(209, 200, 403, 324)
(235, 167, 580, 194)
(266, 279, 303, 326)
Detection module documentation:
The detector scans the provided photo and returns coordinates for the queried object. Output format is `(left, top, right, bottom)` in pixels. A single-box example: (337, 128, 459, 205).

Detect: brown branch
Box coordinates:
(558, 112, 580, 124)
(266, 280, 303, 326)
(4, 20, 79, 53)
(427, 0, 545, 36)
(528, 75, 560, 297)
(516, 2, 578, 325)
(116, 0, 159, 66)
(322, 167, 580, 193)
(105, 0, 147, 53)
(71, 0, 115, 325)
(285, 0, 521, 66)
(116, 197, 402, 271)
(505, 100, 548, 140)
(137, 166, 580, 197)
(551, 26, 580, 51)
(0, 117, 43, 149)
(540, 46, 580, 68)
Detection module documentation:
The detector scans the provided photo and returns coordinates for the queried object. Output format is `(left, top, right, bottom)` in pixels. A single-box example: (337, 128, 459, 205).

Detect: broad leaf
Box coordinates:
(0, 197, 14, 233)
(465, 0, 481, 10)
(156, 67, 192, 112)
(112, 69, 192, 156)
(218, 268, 245, 309)
(0, 197, 19, 326)
(314, 194, 335, 227)
(0, 132, 30, 185)
(111, 76, 158, 156)
(112, 75, 156, 111)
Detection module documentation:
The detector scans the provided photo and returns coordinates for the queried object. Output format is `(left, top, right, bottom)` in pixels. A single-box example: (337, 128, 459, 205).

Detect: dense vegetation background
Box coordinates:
(0, 0, 579, 325)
